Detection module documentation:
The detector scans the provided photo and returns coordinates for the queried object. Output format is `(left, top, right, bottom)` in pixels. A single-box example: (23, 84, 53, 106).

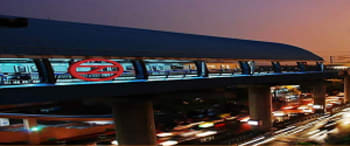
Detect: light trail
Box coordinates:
(325, 122, 336, 127)
(274, 126, 296, 134)
(238, 136, 265, 146)
(307, 129, 320, 135)
(239, 114, 331, 146)
(237, 105, 350, 146)
(309, 130, 328, 139)
(252, 137, 276, 146)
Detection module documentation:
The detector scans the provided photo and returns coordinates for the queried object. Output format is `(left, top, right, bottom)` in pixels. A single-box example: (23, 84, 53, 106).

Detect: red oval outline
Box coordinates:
(68, 58, 124, 81)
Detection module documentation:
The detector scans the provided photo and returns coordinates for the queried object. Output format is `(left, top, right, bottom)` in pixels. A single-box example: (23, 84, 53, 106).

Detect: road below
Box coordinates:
(239, 107, 350, 146)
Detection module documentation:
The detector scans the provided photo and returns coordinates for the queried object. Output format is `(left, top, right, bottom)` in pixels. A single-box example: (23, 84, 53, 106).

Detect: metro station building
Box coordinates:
(1, 15, 347, 145)
(0, 15, 324, 86)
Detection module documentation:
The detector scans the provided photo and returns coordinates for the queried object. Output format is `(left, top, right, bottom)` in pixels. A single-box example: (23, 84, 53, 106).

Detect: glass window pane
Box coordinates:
(145, 60, 198, 78)
(206, 62, 241, 76)
(280, 61, 299, 72)
(49, 58, 136, 83)
(0, 58, 40, 85)
(254, 61, 274, 74)
(302, 61, 319, 71)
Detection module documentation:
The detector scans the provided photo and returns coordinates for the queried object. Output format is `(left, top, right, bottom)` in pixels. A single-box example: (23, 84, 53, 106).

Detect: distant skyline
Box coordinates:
(1, 0, 350, 62)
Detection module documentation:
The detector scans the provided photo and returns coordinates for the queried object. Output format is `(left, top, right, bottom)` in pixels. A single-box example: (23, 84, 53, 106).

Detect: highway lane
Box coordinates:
(239, 107, 350, 146)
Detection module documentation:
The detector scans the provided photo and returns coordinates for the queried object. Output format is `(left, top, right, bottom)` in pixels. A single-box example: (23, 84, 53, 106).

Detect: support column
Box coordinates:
(132, 60, 148, 79)
(112, 100, 156, 145)
(345, 75, 350, 103)
(311, 82, 326, 113)
(248, 86, 272, 131)
(23, 119, 40, 145)
(195, 61, 208, 77)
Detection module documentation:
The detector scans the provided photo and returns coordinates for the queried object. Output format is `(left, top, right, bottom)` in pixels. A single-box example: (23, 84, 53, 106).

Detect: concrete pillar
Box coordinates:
(23, 119, 40, 145)
(248, 86, 272, 131)
(345, 76, 350, 103)
(195, 61, 208, 77)
(311, 82, 326, 113)
(112, 100, 157, 145)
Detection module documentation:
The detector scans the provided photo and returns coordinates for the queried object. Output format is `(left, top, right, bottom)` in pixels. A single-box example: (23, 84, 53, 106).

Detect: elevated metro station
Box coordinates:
(0, 15, 348, 145)
(0, 15, 325, 87)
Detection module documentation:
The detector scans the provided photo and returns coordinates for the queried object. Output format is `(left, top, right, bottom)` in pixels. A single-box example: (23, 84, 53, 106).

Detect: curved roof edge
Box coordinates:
(0, 15, 323, 61)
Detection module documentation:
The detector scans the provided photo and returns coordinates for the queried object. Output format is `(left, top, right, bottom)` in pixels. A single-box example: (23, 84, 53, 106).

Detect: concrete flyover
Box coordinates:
(0, 71, 337, 105)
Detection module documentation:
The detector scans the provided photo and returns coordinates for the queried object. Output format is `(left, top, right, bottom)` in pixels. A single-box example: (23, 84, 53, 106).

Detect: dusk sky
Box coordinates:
(1, 0, 350, 62)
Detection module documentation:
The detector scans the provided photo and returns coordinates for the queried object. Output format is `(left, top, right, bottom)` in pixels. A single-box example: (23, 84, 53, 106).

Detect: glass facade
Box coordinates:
(0, 57, 324, 87)
(254, 61, 274, 74)
(280, 61, 300, 72)
(145, 60, 198, 78)
(0, 58, 40, 85)
(206, 62, 241, 76)
(49, 58, 135, 83)
(299, 62, 321, 71)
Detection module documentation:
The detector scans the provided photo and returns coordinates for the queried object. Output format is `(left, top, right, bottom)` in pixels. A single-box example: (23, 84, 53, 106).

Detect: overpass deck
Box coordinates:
(0, 71, 331, 89)
(0, 70, 338, 105)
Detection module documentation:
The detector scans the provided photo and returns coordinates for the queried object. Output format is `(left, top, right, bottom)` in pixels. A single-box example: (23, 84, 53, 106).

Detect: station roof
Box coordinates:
(0, 15, 323, 61)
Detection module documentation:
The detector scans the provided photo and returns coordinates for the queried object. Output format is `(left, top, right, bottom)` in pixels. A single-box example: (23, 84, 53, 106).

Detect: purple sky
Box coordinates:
(1, 0, 350, 62)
